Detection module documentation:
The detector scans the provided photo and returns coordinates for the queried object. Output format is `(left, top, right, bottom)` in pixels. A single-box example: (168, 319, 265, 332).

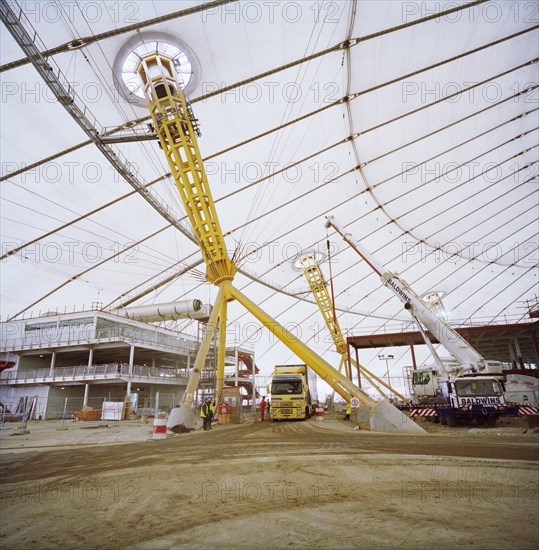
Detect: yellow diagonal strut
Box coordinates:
(300, 253, 347, 355)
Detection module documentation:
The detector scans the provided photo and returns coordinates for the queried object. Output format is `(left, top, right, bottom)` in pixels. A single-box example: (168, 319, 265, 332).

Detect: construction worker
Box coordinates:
(260, 396, 266, 421)
(344, 402, 352, 421)
(208, 399, 215, 429)
(200, 398, 212, 430)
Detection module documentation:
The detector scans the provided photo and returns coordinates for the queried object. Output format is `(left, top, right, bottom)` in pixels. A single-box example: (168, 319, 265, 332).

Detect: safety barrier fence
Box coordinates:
(0, 394, 182, 423)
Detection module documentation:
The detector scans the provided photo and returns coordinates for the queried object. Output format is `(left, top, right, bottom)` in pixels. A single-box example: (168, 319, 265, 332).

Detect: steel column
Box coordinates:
(49, 352, 56, 377)
(216, 298, 228, 405)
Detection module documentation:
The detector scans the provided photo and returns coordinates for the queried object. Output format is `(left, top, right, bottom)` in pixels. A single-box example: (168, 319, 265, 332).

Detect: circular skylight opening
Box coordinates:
(291, 250, 327, 272)
(113, 32, 201, 108)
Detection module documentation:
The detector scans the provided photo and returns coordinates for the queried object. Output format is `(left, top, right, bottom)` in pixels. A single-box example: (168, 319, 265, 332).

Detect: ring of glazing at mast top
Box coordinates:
(291, 250, 327, 272)
(113, 32, 201, 108)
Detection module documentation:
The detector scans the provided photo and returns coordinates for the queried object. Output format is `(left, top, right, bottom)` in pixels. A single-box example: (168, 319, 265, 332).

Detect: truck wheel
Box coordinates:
(446, 415, 457, 427)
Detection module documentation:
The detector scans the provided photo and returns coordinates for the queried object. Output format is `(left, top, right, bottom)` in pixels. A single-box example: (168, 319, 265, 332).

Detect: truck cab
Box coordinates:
(412, 367, 505, 408)
(269, 365, 317, 420)
(411, 368, 447, 403)
(446, 376, 505, 408)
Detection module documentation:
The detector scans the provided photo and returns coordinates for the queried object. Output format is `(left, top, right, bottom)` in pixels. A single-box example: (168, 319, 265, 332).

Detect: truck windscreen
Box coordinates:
(454, 379, 503, 397)
(271, 381, 303, 395)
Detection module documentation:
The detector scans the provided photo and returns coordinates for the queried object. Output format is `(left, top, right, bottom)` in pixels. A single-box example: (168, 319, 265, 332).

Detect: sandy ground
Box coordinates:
(1, 414, 538, 550)
(0, 418, 158, 452)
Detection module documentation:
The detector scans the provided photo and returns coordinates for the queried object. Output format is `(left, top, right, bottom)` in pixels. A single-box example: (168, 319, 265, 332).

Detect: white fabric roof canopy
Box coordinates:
(1, 0, 537, 386)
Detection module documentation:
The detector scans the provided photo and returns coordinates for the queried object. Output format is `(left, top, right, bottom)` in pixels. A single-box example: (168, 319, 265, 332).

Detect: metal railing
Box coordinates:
(0, 393, 183, 422)
(1, 324, 199, 354)
(0, 364, 190, 385)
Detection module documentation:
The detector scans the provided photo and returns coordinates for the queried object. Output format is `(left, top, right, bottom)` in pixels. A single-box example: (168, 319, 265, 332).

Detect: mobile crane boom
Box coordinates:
(325, 216, 485, 372)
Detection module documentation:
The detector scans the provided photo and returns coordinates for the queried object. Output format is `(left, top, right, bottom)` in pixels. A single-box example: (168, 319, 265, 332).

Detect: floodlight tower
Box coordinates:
(136, 52, 423, 434)
(299, 253, 406, 402)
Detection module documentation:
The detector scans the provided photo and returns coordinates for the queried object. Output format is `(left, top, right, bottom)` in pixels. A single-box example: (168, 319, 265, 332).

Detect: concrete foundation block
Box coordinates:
(369, 399, 425, 433)
(355, 406, 370, 424)
(167, 406, 195, 433)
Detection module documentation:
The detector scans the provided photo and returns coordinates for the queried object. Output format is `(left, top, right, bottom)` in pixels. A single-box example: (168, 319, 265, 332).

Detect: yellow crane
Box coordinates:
(299, 252, 407, 402)
(135, 52, 422, 433)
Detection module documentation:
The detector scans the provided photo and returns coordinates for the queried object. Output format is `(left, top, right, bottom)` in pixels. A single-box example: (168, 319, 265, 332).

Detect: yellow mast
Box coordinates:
(136, 52, 422, 433)
(137, 54, 236, 285)
(137, 53, 235, 418)
(299, 253, 407, 402)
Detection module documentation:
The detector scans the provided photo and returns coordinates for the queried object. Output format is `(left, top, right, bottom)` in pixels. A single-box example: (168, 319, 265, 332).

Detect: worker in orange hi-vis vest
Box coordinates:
(260, 396, 266, 421)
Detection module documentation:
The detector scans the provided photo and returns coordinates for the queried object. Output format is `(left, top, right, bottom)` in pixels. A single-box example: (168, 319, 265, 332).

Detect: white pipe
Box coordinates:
(111, 300, 205, 322)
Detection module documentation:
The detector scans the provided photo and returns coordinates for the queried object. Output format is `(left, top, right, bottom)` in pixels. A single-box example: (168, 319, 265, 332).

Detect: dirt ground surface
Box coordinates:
(1, 414, 538, 550)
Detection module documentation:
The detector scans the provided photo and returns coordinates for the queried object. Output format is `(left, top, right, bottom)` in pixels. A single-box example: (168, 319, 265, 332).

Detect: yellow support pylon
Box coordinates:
(136, 51, 374, 412)
(136, 52, 421, 433)
(299, 253, 406, 402)
(300, 253, 347, 355)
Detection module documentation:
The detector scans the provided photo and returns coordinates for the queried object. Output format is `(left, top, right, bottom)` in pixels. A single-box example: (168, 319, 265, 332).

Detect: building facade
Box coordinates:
(0, 309, 255, 419)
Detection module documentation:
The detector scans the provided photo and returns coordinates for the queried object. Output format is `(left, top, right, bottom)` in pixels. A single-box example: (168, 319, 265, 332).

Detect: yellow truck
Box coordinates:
(269, 365, 318, 420)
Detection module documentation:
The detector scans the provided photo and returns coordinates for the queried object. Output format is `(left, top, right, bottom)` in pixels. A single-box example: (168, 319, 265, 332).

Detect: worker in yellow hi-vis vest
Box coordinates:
(344, 402, 352, 421)
(200, 398, 212, 430)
